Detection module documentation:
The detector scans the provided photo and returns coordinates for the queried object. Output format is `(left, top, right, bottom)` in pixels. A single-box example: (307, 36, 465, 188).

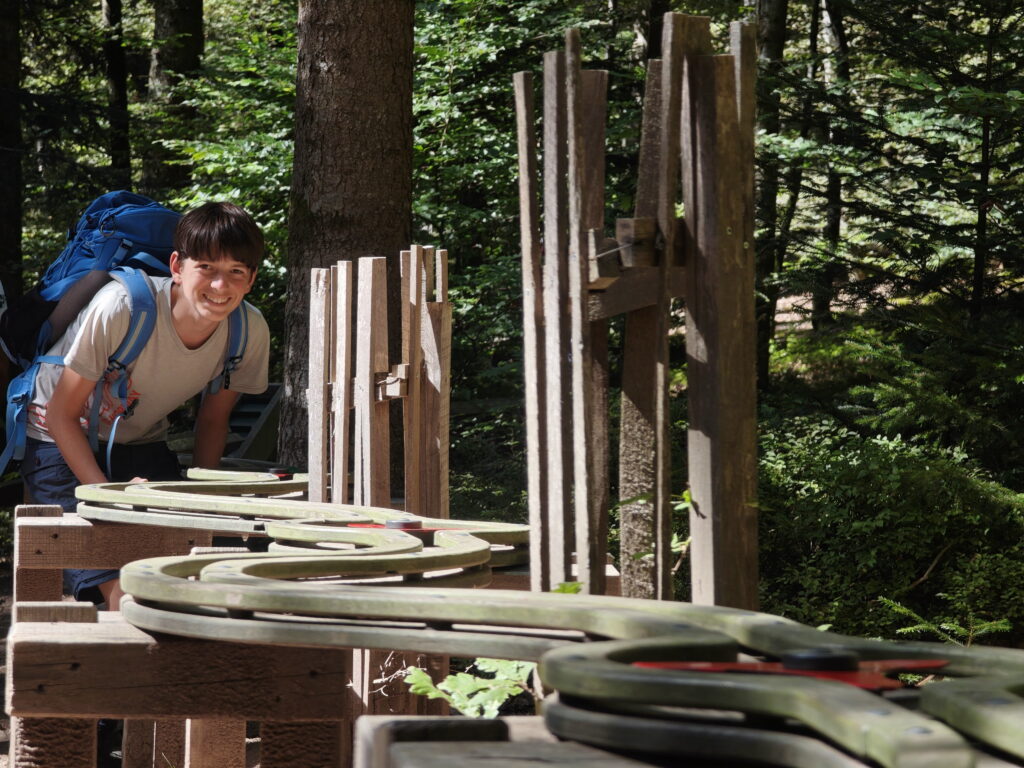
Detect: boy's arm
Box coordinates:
(193, 387, 241, 469)
(47, 367, 109, 485)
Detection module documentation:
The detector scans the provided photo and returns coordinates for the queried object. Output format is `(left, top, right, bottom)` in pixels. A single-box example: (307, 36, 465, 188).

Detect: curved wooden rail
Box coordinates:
(67, 472, 1024, 768)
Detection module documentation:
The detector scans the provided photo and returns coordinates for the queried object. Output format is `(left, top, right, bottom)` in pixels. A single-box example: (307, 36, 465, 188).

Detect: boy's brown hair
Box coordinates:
(174, 202, 264, 272)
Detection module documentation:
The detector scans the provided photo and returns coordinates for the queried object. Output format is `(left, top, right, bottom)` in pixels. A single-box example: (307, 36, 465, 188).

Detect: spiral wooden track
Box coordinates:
(52, 471, 1024, 768)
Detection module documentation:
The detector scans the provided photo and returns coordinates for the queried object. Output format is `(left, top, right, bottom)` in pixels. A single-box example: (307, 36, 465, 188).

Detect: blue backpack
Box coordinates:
(0, 190, 249, 478)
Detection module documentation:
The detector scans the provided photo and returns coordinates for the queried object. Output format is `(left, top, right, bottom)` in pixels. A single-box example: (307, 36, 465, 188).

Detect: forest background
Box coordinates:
(1, 0, 1023, 648)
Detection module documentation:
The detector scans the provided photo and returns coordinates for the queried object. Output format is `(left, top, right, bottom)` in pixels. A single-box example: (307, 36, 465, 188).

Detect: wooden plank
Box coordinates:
(435, 247, 448, 302)
(154, 720, 186, 768)
(577, 63, 610, 595)
(354, 257, 391, 507)
(307, 267, 332, 503)
(261, 721, 346, 768)
(332, 260, 355, 504)
(403, 245, 424, 514)
(185, 718, 246, 768)
(13, 568, 62, 603)
(618, 56, 664, 601)
(122, 719, 156, 768)
(588, 265, 685, 320)
(14, 602, 97, 623)
(564, 30, 591, 592)
(8, 617, 357, 719)
(685, 53, 758, 610)
(435, 250, 452, 520)
(16, 516, 213, 569)
(513, 70, 550, 593)
(355, 715, 509, 768)
(420, 302, 450, 519)
(389, 741, 656, 768)
(14, 504, 63, 517)
(369, 258, 392, 508)
(12, 717, 95, 768)
(654, 13, 686, 600)
(541, 49, 572, 588)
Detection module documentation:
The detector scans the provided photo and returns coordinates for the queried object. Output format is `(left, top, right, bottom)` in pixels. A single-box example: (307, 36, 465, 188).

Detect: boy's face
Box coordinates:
(169, 251, 256, 324)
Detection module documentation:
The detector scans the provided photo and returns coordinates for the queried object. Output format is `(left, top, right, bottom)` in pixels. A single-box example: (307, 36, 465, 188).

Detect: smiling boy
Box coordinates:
(20, 201, 270, 609)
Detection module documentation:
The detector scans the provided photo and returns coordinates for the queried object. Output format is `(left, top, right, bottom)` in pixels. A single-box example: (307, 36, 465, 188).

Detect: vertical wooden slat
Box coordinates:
(686, 52, 759, 609)
(369, 257, 391, 507)
(403, 245, 424, 514)
(619, 60, 662, 600)
(541, 49, 572, 587)
(420, 249, 451, 519)
(575, 63, 610, 594)
(680, 18, 714, 272)
(354, 257, 390, 507)
(13, 717, 95, 768)
(153, 719, 187, 768)
(564, 29, 591, 593)
(435, 249, 452, 519)
(184, 718, 245, 768)
(650, 12, 687, 600)
(332, 260, 354, 504)
(122, 719, 155, 768)
(307, 268, 331, 503)
(513, 70, 549, 592)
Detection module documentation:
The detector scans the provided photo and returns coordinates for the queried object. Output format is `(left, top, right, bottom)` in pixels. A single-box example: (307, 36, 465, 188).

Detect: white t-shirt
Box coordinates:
(27, 275, 270, 445)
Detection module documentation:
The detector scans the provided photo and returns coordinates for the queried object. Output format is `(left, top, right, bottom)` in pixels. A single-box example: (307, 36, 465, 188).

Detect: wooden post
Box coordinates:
(541, 49, 573, 588)
(13, 505, 63, 603)
(185, 718, 246, 768)
(619, 59, 663, 600)
(650, 13, 689, 600)
(685, 50, 759, 609)
(354, 257, 391, 507)
(332, 260, 354, 504)
(565, 28, 611, 595)
(308, 268, 332, 502)
(419, 248, 451, 519)
(513, 70, 550, 592)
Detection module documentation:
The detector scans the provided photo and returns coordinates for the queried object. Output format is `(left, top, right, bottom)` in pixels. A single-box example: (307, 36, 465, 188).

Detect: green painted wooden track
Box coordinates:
(67, 471, 1024, 768)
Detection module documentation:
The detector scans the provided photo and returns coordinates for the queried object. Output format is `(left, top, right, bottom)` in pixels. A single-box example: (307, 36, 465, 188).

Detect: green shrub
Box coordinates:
(758, 416, 1024, 646)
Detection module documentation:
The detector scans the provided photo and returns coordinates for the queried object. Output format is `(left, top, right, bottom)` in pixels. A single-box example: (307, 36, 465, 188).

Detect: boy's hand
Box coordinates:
(128, 477, 148, 484)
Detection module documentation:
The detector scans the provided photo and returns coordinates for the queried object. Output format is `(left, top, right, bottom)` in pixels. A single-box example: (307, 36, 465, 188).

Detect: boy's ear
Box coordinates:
(169, 251, 184, 283)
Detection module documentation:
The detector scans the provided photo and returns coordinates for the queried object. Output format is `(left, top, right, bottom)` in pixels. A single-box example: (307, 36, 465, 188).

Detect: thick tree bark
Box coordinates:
(0, 0, 22, 302)
(277, 0, 414, 468)
(103, 0, 131, 188)
(142, 0, 203, 195)
(753, 0, 788, 387)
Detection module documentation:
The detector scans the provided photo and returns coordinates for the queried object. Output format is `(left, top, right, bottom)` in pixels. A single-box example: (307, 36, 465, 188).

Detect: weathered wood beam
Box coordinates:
(8, 617, 356, 720)
(513, 70, 550, 592)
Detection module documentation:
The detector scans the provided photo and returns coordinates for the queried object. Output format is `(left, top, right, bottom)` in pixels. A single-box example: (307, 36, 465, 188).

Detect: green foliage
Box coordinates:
(404, 658, 537, 718)
(878, 596, 1011, 647)
(758, 413, 1024, 645)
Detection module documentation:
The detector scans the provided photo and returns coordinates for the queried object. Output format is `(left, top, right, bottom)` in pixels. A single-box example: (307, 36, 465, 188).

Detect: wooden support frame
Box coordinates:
(514, 14, 758, 605)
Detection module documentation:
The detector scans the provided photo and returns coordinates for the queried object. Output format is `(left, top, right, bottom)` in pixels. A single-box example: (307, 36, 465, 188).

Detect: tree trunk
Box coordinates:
(141, 0, 203, 195)
(277, 0, 414, 469)
(103, 0, 131, 188)
(0, 0, 22, 302)
(812, 0, 851, 330)
(970, 25, 996, 325)
(753, 0, 788, 388)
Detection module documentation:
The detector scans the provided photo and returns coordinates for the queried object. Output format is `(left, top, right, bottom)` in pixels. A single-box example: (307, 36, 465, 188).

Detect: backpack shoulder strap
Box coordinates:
(86, 267, 158, 454)
(207, 301, 249, 394)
